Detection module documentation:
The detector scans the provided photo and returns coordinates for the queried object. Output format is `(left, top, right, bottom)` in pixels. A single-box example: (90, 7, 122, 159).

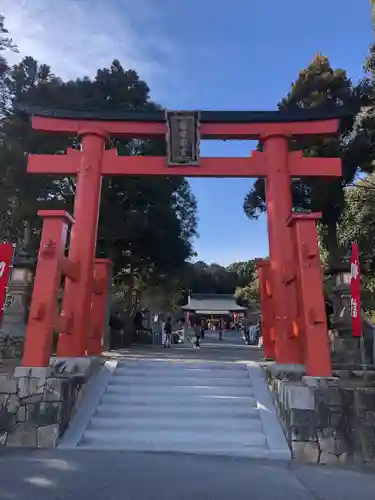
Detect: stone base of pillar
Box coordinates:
(13, 366, 52, 379)
(49, 356, 102, 377)
(302, 376, 340, 388)
(267, 363, 305, 380)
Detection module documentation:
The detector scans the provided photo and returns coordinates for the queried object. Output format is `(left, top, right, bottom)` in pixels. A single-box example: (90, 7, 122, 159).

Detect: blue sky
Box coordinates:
(2, 0, 373, 265)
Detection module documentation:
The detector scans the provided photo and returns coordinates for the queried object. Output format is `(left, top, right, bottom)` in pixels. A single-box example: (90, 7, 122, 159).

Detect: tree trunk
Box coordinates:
(322, 220, 339, 268)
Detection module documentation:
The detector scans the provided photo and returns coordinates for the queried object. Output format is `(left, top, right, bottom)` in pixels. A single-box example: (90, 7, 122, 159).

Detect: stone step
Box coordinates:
(116, 362, 247, 371)
(109, 375, 253, 387)
(88, 416, 264, 432)
(58, 359, 291, 461)
(113, 370, 249, 379)
(81, 428, 268, 448)
(77, 439, 286, 458)
(100, 392, 258, 407)
(114, 367, 249, 377)
(105, 384, 255, 397)
(94, 403, 261, 419)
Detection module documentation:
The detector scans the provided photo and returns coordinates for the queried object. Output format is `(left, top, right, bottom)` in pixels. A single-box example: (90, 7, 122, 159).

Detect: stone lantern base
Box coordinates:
(0, 253, 35, 361)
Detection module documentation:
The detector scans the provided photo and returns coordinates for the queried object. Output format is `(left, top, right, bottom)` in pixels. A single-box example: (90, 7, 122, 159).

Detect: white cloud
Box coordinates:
(1, 0, 177, 96)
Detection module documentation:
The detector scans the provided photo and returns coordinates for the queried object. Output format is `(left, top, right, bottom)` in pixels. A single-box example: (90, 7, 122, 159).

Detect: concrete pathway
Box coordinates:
(105, 329, 265, 363)
(0, 449, 374, 499)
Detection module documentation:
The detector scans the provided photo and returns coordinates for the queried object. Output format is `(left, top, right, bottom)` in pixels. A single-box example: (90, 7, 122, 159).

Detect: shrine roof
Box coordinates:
(16, 103, 353, 124)
(182, 294, 247, 313)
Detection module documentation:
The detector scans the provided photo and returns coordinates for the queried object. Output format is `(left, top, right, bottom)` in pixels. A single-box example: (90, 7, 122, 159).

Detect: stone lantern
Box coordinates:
(326, 254, 352, 334)
(0, 245, 36, 360)
(325, 250, 370, 365)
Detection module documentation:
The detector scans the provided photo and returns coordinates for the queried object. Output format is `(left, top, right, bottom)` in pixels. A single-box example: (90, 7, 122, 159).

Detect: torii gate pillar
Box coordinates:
(87, 258, 113, 356)
(256, 259, 275, 361)
(57, 130, 107, 357)
(287, 213, 332, 376)
(264, 135, 303, 364)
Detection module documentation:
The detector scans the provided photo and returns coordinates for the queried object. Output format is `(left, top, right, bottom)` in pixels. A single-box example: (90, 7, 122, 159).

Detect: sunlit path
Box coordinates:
(101, 331, 264, 364)
(1, 449, 375, 500)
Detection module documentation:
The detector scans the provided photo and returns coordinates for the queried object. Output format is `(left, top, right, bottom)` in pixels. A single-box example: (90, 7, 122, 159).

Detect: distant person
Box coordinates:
(134, 309, 152, 340)
(134, 310, 143, 331)
(250, 322, 260, 345)
(164, 316, 172, 348)
(256, 322, 261, 345)
(243, 316, 250, 345)
(200, 318, 206, 340)
(218, 317, 224, 341)
(189, 313, 195, 327)
(109, 311, 124, 350)
(192, 316, 201, 349)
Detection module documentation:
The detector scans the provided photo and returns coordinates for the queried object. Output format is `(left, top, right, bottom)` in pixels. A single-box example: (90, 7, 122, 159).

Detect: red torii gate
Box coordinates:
(20, 107, 344, 376)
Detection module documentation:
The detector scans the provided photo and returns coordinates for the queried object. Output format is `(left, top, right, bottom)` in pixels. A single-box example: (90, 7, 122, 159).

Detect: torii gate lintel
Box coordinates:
(28, 149, 341, 178)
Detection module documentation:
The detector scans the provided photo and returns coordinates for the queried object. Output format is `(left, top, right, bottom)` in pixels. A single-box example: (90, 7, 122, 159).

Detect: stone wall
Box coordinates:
(0, 357, 101, 448)
(267, 366, 375, 465)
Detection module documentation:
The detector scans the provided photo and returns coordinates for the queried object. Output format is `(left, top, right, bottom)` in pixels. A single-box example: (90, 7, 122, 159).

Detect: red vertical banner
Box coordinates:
(350, 241, 362, 337)
(0, 243, 14, 325)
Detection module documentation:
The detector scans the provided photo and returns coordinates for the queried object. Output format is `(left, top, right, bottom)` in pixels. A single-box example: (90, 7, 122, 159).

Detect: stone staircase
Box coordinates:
(59, 359, 290, 459)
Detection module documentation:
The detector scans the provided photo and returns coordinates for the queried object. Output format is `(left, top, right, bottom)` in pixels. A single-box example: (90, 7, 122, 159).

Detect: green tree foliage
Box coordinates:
(0, 52, 197, 281)
(0, 14, 18, 115)
(0, 57, 66, 243)
(231, 260, 260, 308)
(174, 259, 259, 307)
(180, 261, 239, 296)
(227, 260, 256, 287)
(335, 37, 375, 314)
(338, 178, 375, 269)
(243, 54, 359, 265)
(347, 45, 375, 174)
(235, 279, 260, 308)
(337, 174, 375, 312)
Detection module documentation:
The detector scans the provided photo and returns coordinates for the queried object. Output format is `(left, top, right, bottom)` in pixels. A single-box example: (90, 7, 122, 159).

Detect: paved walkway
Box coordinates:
(2, 333, 373, 498)
(1, 449, 375, 499)
(103, 329, 264, 364)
